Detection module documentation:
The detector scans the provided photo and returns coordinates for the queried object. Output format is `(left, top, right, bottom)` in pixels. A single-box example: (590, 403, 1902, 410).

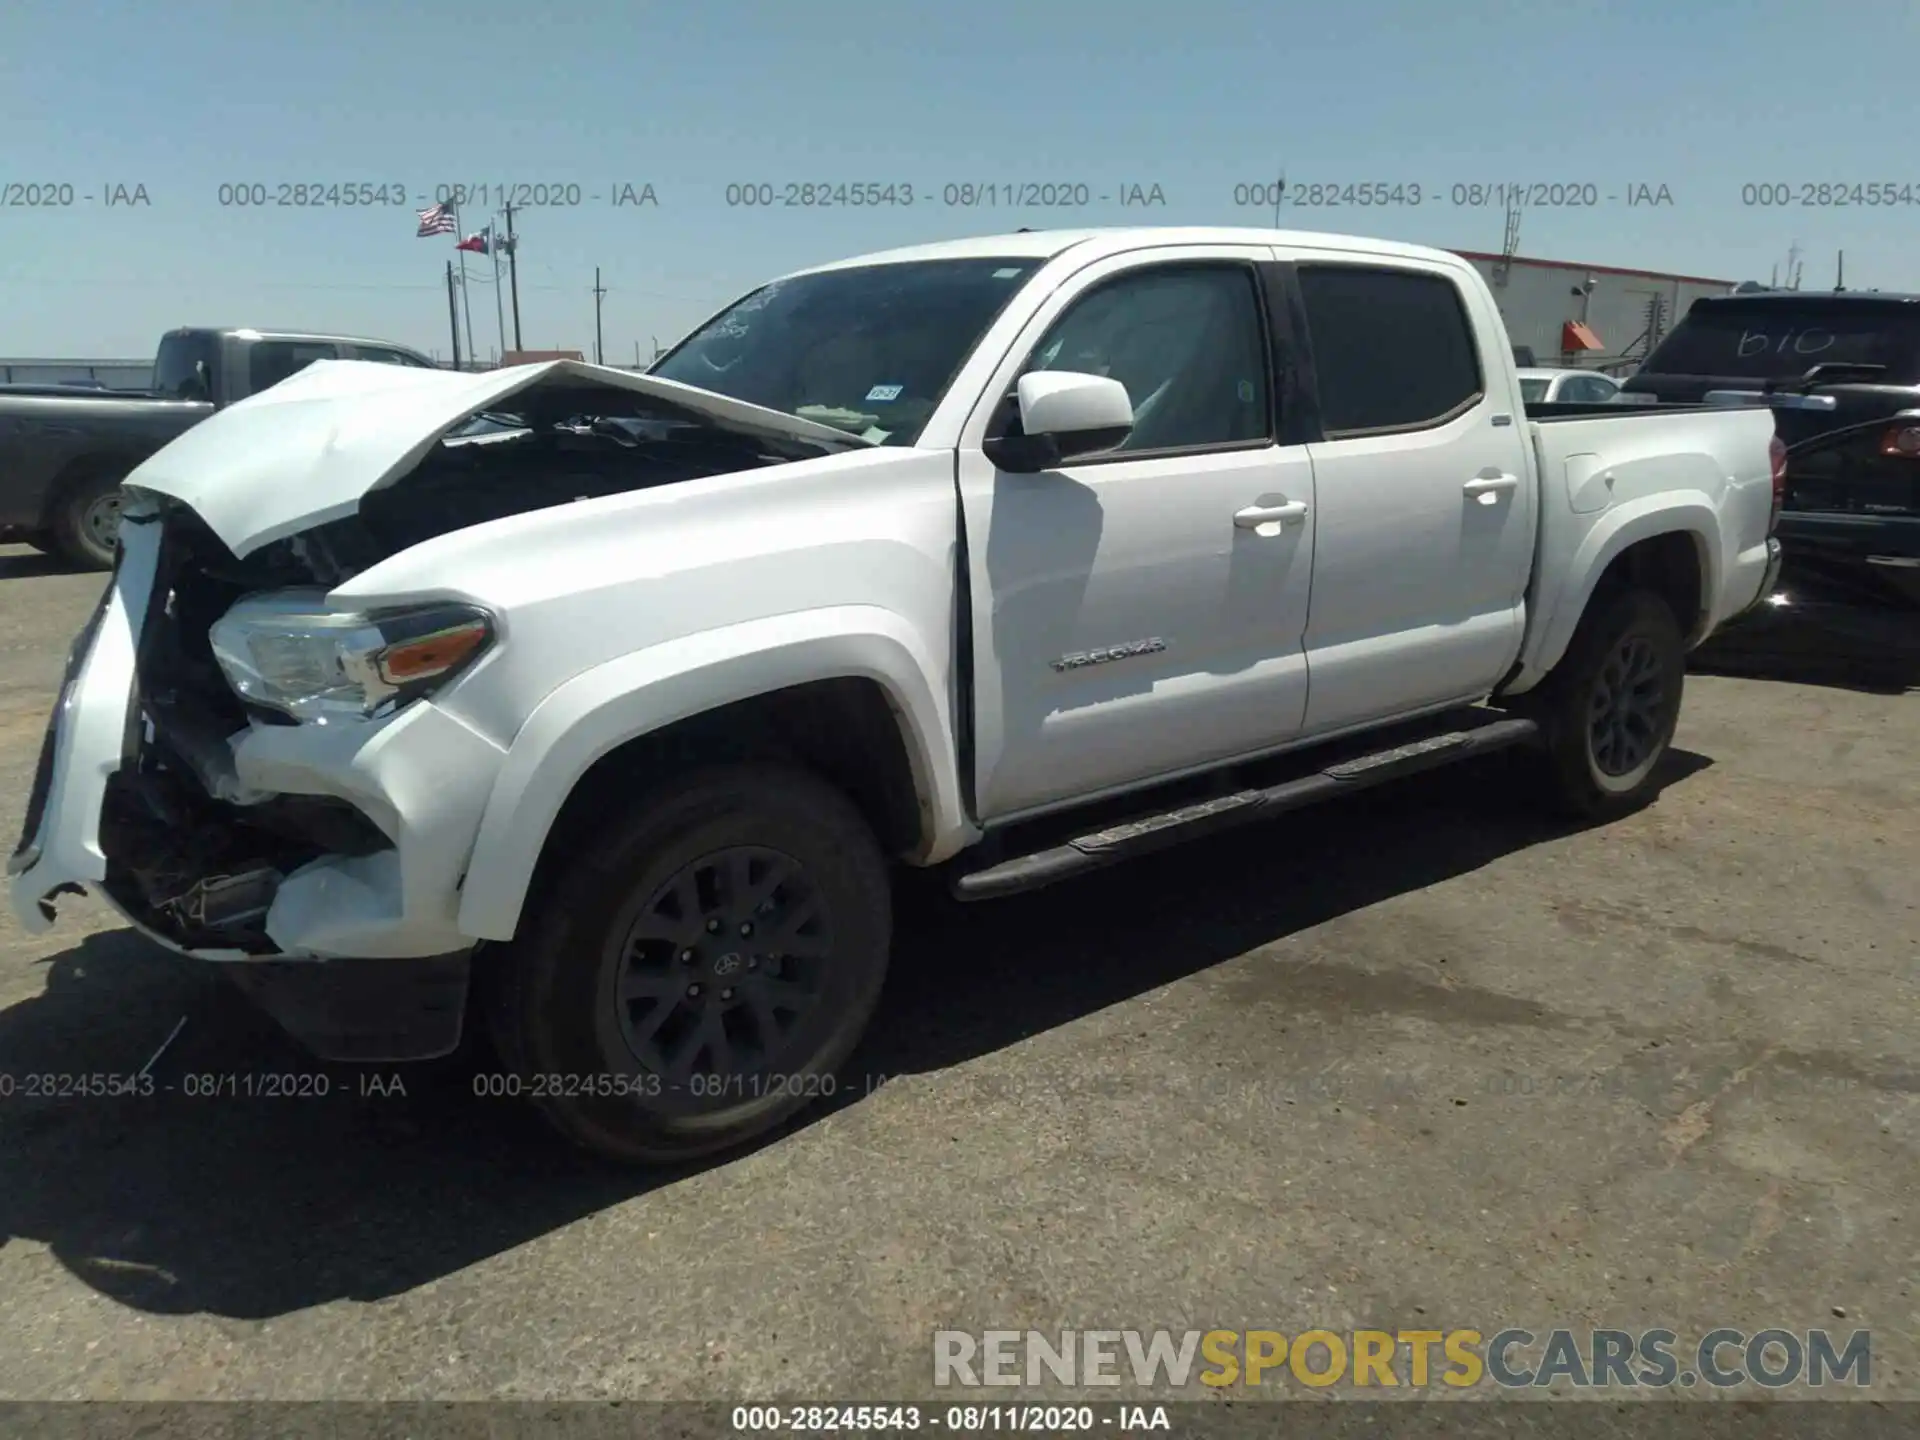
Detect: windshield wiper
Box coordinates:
(1765, 362, 1889, 394)
(794, 405, 883, 435)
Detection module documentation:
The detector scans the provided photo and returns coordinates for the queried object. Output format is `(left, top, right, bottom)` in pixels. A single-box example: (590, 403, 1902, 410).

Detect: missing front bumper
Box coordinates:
(11, 502, 502, 962)
(222, 950, 473, 1063)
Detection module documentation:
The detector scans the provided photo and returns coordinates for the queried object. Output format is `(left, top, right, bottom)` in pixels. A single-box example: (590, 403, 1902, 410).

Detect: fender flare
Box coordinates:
(455, 605, 969, 941)
(1512, 494, 1720, 691)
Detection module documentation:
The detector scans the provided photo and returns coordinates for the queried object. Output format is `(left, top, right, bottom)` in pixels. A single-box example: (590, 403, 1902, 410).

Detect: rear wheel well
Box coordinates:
(1593, 531, 1706, 643)
(521, 678, 925, 913)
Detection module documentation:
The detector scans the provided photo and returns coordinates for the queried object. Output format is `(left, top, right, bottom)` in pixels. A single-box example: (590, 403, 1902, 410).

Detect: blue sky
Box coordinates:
(4, 0, 1918, 361)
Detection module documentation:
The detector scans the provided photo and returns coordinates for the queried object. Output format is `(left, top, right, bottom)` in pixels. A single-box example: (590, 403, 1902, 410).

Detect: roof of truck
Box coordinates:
(165, 326, 435, 351)
(786, 226, 1473, 277)
(1687, 291, 1920, 307)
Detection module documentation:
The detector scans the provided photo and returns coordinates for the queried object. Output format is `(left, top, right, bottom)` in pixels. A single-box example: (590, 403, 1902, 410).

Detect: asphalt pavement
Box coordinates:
(0, 542, 1914, 1402)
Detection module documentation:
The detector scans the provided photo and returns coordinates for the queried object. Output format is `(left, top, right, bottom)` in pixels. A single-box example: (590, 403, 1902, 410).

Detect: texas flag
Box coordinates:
(455, 228, 491, 255)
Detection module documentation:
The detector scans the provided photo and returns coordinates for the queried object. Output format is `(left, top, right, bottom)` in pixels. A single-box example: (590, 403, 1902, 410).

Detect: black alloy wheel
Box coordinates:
(482, 762, 892, 1163)
(608, 845, 833, 1093)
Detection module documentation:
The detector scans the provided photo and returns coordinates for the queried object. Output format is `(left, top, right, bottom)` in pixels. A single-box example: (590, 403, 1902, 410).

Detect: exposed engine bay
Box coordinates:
(98, 387, 832, 949)
(273, 384, 834, 584)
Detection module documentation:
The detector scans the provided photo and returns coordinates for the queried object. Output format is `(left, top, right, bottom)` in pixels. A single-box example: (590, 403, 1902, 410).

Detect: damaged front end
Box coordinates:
(11, 358, 859, 1057)
(14, 501, 399, 955)
(98, 503, 397, 952)
(10, 500, 493, 1059)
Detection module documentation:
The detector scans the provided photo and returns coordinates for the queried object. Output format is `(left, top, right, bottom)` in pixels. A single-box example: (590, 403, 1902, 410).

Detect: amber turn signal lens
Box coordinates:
(376, 620, 490, 684)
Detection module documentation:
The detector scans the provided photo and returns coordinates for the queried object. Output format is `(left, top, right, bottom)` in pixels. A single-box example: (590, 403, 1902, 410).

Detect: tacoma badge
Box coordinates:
(1051, 638, 1167, 672)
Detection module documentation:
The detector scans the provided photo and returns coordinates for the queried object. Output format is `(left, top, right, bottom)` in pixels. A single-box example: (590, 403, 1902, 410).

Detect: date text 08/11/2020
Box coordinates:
(1229, 181, 1675, 208)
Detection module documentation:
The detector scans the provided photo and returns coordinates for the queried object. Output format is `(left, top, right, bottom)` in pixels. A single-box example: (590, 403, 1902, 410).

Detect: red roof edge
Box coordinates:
(1454, 249, 1736, 288)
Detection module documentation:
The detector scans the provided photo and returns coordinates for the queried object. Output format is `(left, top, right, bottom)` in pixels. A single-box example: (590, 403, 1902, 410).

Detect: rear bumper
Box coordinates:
(1741, 537, 1785, 618)
(1709, 536, 1784, 637)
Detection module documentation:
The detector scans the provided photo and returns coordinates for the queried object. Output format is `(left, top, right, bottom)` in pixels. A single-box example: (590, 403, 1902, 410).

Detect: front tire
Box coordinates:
(1526, 587, 1686, 820)
(483, 763, 893, 1164)
(50, 471, 125, 569)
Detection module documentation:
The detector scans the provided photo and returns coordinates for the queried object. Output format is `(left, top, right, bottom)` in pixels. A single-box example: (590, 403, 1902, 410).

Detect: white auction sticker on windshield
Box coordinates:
(865, 384, 904, 402)
(993, 268, 1022, 278)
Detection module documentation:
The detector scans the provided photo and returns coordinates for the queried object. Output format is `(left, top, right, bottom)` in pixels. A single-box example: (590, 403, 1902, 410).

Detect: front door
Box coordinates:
(956, 246, 1317, 821)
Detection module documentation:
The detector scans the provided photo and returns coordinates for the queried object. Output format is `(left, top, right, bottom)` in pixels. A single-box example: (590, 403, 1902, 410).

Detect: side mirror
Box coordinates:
(983, 371, 1135, 473)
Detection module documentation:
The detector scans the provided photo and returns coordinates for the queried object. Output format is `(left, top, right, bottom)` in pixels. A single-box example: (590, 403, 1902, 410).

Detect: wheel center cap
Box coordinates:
(712, 952, 743, 977)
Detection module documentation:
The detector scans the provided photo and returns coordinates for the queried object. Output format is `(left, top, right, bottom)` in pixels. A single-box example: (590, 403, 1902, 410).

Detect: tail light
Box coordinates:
(1877, 423, 1920, 458)
(1768, 434, 1787, 532)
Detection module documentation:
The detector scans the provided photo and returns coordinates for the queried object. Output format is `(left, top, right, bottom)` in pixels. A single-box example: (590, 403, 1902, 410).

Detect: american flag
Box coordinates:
(415, 201, 457, 237)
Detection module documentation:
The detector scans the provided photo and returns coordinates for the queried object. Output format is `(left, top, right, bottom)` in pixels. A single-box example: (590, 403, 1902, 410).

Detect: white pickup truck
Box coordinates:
(10, 226, 1783, 1162)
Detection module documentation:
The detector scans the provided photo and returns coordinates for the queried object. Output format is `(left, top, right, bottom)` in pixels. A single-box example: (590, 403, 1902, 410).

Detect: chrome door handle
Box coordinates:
(1463, 474, 1521, 496)
(1234, 501, 1309, 528)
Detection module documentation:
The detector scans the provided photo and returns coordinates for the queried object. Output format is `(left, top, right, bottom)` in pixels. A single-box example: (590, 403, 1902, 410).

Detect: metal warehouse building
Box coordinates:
(1454, 250, 1740, 376)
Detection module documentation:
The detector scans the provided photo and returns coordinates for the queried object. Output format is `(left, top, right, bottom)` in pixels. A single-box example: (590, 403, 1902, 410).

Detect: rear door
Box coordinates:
(1289, 259, 1537, 734)
(957, 245, 1318, 821)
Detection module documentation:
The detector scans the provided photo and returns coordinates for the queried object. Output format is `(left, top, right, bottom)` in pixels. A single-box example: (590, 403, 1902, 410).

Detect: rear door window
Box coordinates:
(348, 344, 434, 367)
(1297, 266, 1485, 435)
(248, 341, 339, 393)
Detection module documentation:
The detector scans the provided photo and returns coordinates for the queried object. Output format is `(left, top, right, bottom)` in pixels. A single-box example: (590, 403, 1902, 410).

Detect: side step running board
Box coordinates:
(951, 717, 1539, 901)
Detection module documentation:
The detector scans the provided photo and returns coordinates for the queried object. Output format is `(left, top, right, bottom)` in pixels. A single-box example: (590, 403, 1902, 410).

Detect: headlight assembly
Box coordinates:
(208, 590, 494, 723)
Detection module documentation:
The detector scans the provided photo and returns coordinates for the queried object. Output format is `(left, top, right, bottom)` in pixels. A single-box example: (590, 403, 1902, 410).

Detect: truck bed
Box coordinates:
(1524, 399, 1753, 420)
(1518, 400, 1781, 678)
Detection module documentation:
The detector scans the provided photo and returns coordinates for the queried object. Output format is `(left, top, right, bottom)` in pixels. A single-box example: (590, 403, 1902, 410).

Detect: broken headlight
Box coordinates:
(208, 590, 494, 723)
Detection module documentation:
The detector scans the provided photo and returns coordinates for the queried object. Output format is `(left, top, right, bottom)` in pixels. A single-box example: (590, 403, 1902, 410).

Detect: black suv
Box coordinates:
(1623, 292, 1920, 611)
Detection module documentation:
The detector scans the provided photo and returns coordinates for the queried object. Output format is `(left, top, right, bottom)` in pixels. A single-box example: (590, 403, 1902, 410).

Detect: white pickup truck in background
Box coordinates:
(10, 226, 1784, 1163)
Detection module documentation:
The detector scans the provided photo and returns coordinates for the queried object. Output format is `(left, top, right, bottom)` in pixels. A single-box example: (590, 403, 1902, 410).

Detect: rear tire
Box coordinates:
(49, 471, 125, 569)
(1523, 587, 1686, 820)
(481, 762, 893, 1164)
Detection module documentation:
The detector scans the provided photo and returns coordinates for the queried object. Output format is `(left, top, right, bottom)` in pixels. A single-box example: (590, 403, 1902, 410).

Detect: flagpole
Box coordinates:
(491, 218, 508, 361)
(454, 202, 477, 368)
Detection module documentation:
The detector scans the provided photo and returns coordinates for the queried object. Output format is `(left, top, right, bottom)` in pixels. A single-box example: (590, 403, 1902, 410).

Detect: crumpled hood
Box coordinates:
(123, 358, 870, 557)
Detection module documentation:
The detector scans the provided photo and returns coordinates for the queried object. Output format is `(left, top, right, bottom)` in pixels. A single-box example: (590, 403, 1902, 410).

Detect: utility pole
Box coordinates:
(592, 267, 607, 365)
(503, 202, 524, 350)
(445, 260, 461, 371)
(1837, 250, 1846, 292)
(1271, 169, 1285, 228)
